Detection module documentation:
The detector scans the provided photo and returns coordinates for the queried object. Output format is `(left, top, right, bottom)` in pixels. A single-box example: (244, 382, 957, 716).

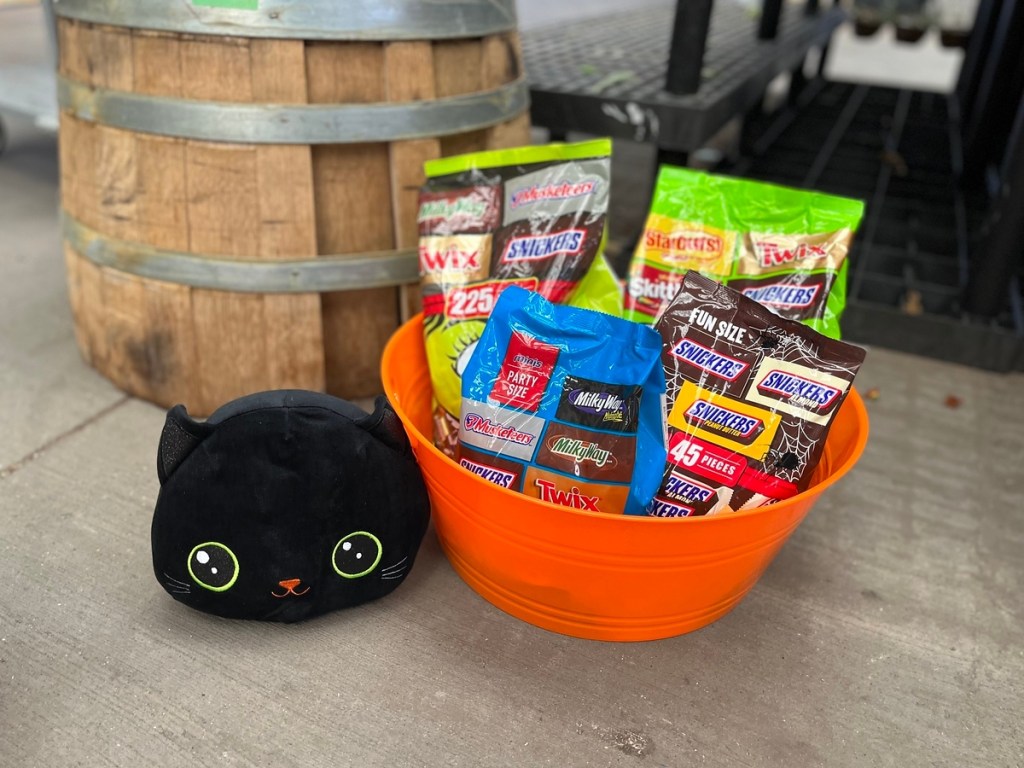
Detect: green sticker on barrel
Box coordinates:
(193, 0, 259, 9)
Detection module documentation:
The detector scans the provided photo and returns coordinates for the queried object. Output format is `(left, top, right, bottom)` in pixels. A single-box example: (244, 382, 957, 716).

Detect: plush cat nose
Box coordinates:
(279, 578, 302, 590)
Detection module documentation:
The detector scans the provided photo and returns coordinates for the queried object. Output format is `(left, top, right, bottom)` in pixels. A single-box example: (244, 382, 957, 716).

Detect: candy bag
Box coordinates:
(624, 166, 865, 339)
(650, 271, 865, 517)
(459, 286, 665, 516)
(418, 139, 622, 457)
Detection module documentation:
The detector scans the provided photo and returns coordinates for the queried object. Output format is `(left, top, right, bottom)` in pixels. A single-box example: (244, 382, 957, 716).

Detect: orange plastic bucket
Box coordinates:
(381, 315, 869, 641)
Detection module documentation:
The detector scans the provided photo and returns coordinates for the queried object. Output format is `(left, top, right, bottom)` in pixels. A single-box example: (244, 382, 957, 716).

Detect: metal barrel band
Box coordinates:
(58, 76, 530, 144)
(62, 214, 420, 293)
(52, 0, 518, 41)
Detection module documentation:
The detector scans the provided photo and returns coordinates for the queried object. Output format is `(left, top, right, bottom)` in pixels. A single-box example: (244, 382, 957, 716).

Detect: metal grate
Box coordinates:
(734, 81, 1024, 371)
(522, 3, 845, 151)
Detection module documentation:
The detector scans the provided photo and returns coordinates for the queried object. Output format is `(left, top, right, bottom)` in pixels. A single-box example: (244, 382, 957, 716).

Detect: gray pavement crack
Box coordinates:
(0, 395, 132, 480)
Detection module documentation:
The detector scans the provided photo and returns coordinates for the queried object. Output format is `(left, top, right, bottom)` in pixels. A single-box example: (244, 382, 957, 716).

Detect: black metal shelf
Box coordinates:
(522, 2, 844, 152)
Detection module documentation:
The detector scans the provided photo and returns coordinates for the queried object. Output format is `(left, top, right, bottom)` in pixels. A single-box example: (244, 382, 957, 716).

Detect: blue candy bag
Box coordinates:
(459, 286, 666, 516)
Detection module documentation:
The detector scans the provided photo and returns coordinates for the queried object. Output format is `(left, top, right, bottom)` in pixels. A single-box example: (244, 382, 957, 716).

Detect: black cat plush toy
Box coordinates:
(152, 391, 431, 622)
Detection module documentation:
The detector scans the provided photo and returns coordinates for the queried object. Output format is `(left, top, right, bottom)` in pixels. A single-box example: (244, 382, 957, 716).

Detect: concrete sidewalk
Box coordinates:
(3, 111, 1023, 767)
(2, 8, 1023, 768)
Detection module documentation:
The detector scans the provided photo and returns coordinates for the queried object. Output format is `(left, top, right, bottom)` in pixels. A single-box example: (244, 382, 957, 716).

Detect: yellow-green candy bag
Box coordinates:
(417, 139, 621, 456)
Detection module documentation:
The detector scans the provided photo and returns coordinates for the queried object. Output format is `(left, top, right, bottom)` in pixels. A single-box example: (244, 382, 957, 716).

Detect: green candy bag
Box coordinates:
(418, 139, 622, 456)
(624, 166, 865, 339)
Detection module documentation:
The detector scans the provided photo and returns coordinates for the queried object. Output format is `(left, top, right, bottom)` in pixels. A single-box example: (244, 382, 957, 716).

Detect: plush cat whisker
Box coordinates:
(380, 557, 409, 574)
(381, 564, 408, 578)
(163, 572, 190, 587)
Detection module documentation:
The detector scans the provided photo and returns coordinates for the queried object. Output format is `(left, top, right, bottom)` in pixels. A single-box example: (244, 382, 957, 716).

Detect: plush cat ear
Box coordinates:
(362, 396, 411, 455)
(157, 405, 214, 485)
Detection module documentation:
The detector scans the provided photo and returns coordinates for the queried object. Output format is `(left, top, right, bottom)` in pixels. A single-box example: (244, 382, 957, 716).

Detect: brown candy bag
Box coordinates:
(649, 271, 865, 517)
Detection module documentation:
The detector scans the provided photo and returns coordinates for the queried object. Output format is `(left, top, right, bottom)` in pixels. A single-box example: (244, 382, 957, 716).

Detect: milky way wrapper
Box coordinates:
(418, 140, 623, 457)
(624, 166, 865, 339)
(460, 286, 666, 516)
(649, 271, 865, 517)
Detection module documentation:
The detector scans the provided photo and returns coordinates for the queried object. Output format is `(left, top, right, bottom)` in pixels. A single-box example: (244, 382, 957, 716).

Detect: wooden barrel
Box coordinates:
(54, 0, 531, 415)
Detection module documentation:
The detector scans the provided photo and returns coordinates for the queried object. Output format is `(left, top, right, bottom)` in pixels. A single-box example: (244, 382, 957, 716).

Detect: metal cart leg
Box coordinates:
(954, 0, 1002, 138)
(665, 0, 714, 96)
(759, 0, 784, 39)
(961, 0, 1024, 182)
(964, 94, 1024, 316)
(788, 58, 809, 106)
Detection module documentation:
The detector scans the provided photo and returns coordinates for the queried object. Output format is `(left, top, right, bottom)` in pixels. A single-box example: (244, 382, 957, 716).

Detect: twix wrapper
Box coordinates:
(649, 271, 865, 517)
(624, 166, 864, 340)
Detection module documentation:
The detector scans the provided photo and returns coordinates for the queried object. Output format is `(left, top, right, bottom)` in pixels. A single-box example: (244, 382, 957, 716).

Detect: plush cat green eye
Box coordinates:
(332, 532, 382, 579)
(188, 542, 239, 592)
